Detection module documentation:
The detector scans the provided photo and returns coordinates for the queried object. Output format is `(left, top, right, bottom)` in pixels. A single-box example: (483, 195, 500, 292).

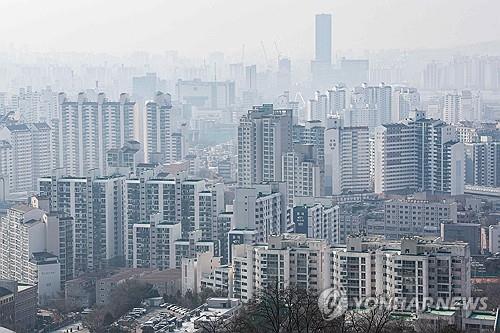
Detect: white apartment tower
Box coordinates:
(0, 122, 52, 193)
(237, 104, 293, 186)
(131, 213, 181, 269)
(324, 117, 371, 195)
(233, 183, 289, 244)
(375, 111, 464, 195)
(92, 176, 126, 266)
(328, 236, 471, 312)
(346, 83, 392, 128)
(282, 144, 321, 206)
(292, 203, 339, 243)
(232, 234, 329, 302)
(443, 93, 461, 125)
(392, 87, 420, 121)
(308, 91, 329, 123)
(328, 84, 347, 115)
(0, 205, 61, 303)
(57, 92, 137, 176)
(39, 176, 94, 278)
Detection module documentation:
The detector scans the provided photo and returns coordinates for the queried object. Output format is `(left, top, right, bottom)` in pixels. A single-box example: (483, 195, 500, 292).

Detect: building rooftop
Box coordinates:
(32, 122, 51, 130)
(17, 284, 35, 292)
(98, 268, 153, 284)
(468, 311, 497, 321)
(31, 252, 59, 264)
(0, 287, 13, 298)
(424, 309, 457, 317)
(6, 124, 29, 131)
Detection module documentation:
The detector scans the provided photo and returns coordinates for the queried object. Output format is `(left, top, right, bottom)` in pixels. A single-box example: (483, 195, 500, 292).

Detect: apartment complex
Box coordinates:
(375, 111, 464, 195)
(56, 92, 137, 176)
(230, 234, 471, 314)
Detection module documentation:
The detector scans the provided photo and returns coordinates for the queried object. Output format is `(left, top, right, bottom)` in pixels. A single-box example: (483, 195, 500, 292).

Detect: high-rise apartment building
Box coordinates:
(374, 111, 464, 195)
(443, 93, 461, 125)
(282, 144, 321, 206)
(92, 176, 126, 266)
(232, 234, 329, 302)
(328, 84, 346, 115)
(130, 213, 181, 270)
(233, 183, 289, 244)
(328, 236, 471, 312)
(146, 92, 173, 164)
(237, 104, 293, 186)
(0, 205, 61, 304)
(308, 92, 329, 123)
(124, 172, 223, 266)
(292, 203, 338, 243)
(0, 122, 51, 193)
(346, 83, 392, 129)
(324, 117, 371, 195)
(39, 174, 126, 279)
(392, 87, 420, 121)
(293, 120, 325, 173)
(464, 139, 500, 187)
(56, 92, 137, 176)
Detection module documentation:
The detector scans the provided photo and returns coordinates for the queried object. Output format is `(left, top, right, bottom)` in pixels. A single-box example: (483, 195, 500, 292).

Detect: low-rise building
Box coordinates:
(0, 280, 37, 333)
(95, 269, 153, 306)
(384, 199, 457, 239)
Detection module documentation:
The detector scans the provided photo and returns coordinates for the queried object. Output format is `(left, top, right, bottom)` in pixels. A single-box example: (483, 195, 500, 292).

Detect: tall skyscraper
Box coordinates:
(315, 14, 332, 64)
(311, 14, 333, 90)
(237, 104, 293, 186)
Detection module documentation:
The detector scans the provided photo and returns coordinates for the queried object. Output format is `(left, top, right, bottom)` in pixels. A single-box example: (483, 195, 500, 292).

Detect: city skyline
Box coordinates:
(1, 2, 500, 332)
(0, 0, 499, 59)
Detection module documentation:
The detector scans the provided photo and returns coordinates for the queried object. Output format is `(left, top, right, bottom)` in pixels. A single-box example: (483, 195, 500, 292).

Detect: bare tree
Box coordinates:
(344, 296, 395, 333)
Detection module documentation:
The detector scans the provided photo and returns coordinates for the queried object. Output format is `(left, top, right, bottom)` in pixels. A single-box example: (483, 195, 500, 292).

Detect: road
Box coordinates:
(50, 321, 89, 333)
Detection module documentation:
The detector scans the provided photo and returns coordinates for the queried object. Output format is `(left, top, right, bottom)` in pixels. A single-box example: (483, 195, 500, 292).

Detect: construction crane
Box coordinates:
(274, 41, 281, 62)
(294, 92, 306, 108)
(260, 41, 272, 70)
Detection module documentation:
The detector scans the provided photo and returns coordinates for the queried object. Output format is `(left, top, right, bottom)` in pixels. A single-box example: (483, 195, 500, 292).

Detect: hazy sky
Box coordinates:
(0, 0, 499, 59)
